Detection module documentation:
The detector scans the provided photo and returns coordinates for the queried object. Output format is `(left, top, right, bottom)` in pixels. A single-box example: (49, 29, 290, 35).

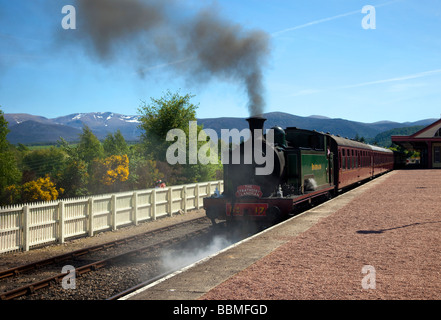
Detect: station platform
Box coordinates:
(124, 170, 441, 300)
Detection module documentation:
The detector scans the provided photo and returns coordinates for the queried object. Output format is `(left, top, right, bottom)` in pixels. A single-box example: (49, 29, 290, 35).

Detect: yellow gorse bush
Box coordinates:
(5, 176, 64, 203)
(101, 155, 130, 186)
(22, 176, 61, 202)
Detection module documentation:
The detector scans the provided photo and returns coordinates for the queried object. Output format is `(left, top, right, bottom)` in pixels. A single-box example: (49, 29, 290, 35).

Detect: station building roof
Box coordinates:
(391, 118, 441, 150)
(391, 118, 441, 168)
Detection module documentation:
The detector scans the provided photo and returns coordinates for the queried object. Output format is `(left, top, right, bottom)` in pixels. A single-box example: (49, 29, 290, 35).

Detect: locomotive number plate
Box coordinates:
(226, 203, 268, 216)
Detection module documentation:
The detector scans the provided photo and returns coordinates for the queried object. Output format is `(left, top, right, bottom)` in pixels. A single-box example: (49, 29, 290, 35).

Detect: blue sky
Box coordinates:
(0, 0, 440, 123)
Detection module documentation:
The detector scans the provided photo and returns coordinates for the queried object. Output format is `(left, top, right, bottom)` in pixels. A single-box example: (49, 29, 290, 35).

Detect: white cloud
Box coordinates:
(284, 68, 441, 97)
(338, 68, 441, 89)
(271, 0, 404, 37)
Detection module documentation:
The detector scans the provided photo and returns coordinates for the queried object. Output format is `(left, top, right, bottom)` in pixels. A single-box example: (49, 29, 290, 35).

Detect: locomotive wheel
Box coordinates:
(267, 206, 282, 224)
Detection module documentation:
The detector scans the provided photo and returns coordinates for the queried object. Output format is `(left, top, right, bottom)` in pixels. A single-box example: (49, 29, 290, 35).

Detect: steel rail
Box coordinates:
(106, 269, 178, 300)
(0, 216, 209, 280)
(107, 221, 227, 301)
(0, 224, 213, 300)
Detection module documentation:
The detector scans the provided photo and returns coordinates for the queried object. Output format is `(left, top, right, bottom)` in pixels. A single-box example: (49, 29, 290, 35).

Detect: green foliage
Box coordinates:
(0, 108, 21, 204)
(77, 125, 104, 164)
(57, 159, 89, 198)
(371, 125, 425, 147)
(8, 176, 63, 203)
(130, 158, 164, 189)
(103, 129, 129, 156)
(0, 109, 9, 151)
(90, 154, 130, 193)
(389, 144, 420, 159)
(0, 150, 21, 193)
(1, 92, 224, 205)
(353, 133, 366, 143)
(138, 90, 221, 184)
(21, 146, 67, 181)
(138, 90, 198, 161)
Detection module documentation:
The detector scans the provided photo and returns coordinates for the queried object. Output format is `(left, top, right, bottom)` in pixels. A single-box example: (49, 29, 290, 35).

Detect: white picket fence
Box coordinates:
(0, 180, 223, 254)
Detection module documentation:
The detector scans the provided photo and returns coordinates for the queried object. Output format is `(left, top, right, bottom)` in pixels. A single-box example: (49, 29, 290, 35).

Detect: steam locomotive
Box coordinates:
(203, 116, 394, 226)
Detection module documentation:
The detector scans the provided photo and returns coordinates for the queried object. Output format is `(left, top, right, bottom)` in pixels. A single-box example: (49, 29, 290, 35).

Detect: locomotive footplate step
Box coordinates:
(123, 171, 392, 300)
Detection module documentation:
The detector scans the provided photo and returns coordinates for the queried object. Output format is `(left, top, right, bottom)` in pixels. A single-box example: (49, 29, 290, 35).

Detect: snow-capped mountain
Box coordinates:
(52, 112, 141, 128)
(5, 112, 143, 144)
(3, 111, 438, 145)
(52, 112, 142, 141)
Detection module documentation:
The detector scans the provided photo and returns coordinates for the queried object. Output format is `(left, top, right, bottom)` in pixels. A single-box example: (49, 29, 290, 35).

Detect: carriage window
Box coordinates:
(352, 149, 355, 169)
(358, 151, 361, 168)
(355, 150, 358, 168)
(339, 150, 342, 169)
(342, 149, 346, 170)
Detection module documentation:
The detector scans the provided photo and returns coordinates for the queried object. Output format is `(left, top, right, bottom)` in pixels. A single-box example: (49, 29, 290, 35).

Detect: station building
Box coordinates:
(392, 118, 441, 169)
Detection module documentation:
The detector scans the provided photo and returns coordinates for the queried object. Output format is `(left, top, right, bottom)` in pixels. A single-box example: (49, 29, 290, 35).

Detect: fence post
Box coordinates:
(195, 183, 200, 209)
(151, 189, 156, 220)
(168, 188, 173, 217)
(133, 191, 138, 225)
(183, 185, 187, 213)
(111, 194, 117, 230)
(88, 198, 94, 237)
(23, 205, 30, 252)
(59, 201, 65, 244)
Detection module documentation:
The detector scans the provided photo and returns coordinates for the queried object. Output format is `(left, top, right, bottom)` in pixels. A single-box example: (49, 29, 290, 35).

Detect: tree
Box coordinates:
(21, 147, 67, 182)
(132, 159, 164, 189)
(57, 137, 90, 197)
(21, 176, 62, 203)
(138, 90, 198, 161)
(77, 125, 103, 164)
(354, 133, 366, 143)
(0, 109, 9, 151)
(58, 159, 89, 198)
(0, 109, 21, 205)
(138, 91, 220, 183)
(103, 129, 129, 156)
(99, 154, 129, 186)
(5, 176, 63, 204)
(90, 155, 130, 193)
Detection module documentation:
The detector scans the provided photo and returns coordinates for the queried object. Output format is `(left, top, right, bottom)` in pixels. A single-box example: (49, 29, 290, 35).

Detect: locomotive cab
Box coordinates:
(282, 128, 333, 197)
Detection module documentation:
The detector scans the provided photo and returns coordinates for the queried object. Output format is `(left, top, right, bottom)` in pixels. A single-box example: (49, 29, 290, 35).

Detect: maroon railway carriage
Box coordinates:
(330, 135, 394, 190)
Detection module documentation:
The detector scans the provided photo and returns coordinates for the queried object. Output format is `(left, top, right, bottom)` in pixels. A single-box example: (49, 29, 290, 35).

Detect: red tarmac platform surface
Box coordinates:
(127, 170, 441, 300)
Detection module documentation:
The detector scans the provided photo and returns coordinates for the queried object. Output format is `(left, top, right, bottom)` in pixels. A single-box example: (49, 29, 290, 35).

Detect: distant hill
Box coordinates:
(198, 112, 437, 142)
(5, 112, 143, 144)
(4, 111, 438, 145)
(6, 120, 82, 144)
(368, 125, 426, 147)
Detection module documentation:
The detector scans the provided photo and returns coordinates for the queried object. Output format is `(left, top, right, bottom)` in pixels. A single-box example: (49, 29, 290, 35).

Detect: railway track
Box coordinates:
(0, 216, 226, 300)
(2, 198, 323, 300)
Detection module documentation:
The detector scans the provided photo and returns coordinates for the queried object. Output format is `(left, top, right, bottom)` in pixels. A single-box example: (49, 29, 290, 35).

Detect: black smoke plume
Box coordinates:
(70, 0, 270, 116)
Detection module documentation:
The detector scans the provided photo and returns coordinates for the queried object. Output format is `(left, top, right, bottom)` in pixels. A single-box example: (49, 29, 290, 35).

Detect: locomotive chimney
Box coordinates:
(246, 116, 267, 162)
(246, 115, 266, 136)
